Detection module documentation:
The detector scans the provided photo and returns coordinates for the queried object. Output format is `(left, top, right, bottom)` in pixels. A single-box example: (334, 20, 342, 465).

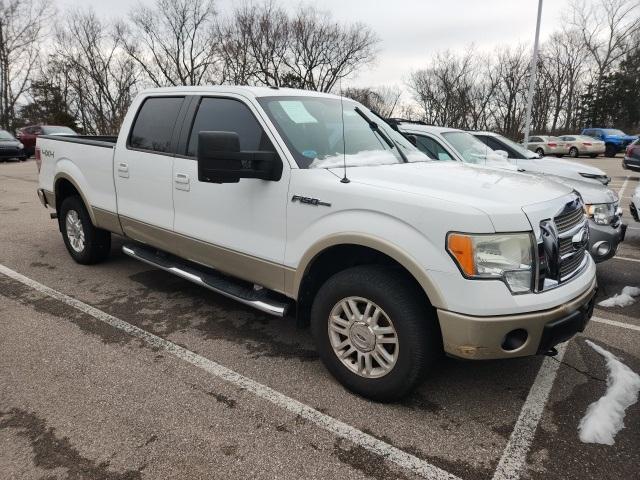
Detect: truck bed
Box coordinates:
(37, 135, 118, 216)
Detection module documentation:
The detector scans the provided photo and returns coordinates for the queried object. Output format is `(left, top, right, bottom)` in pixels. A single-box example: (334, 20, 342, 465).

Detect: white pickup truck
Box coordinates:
(36, 86, 597, 401)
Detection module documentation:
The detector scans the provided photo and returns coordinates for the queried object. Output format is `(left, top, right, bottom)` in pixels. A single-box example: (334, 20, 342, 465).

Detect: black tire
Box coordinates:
(569, 147, 579, 158)
(535, 147, 544, 156)
(605, 144, 617, 157)
(310, 265, 440, 402)
(59, 196, 111, 264)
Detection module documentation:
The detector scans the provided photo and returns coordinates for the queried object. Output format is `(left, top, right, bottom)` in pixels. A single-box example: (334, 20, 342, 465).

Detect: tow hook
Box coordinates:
(543, 347, 559, 357)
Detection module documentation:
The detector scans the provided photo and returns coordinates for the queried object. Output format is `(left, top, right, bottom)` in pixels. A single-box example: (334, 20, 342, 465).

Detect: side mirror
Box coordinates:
(197, 131, 282, 184)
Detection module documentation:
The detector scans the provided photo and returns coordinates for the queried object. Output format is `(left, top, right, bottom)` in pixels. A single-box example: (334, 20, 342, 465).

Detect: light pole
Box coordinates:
(523, 0, 543, 147)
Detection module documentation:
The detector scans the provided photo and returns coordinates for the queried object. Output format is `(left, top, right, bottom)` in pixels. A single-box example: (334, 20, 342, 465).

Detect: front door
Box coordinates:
(172, 95, 290, 292)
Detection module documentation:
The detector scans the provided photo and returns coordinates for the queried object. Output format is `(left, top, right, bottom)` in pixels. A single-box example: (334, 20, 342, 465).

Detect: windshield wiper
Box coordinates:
(354, 107, 408, 163)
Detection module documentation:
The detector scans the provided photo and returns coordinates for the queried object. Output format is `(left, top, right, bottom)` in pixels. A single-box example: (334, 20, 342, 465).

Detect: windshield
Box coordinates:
(441, 131, 497, 163)
(603, 129, 626, 136)
(494, 134, 538, 159)
(42, 126, 76, 135)
(0, 130, 15, 140)
(257, 96, 430, 169)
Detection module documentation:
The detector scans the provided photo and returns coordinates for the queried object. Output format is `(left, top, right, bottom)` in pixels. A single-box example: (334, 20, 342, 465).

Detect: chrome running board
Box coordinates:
(122, 244, 289, 317)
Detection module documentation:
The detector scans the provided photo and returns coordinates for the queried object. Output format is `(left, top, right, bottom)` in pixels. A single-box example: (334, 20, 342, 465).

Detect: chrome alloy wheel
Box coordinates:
(328, 297, 399, 378)
(65, 209, 85, 252)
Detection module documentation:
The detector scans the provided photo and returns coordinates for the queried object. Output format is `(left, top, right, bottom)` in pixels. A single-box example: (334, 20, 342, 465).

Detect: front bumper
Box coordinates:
(437, 277, 597, 360)
(0, 148, 26, 159)
(588, 218, 625, 262)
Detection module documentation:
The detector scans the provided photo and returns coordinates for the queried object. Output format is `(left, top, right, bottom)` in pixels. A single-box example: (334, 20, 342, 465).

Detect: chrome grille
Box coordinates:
(536, 198, 588, 291)
(559, 237, 574, 257)
(554, 207, 585, 234)
(560, 249, 586, 280)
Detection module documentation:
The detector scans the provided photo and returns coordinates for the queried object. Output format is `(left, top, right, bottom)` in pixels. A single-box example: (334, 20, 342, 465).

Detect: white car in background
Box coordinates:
(525, 135, 569, 157)
(558, 135, 606, 158)
(390, 121, 625, 263)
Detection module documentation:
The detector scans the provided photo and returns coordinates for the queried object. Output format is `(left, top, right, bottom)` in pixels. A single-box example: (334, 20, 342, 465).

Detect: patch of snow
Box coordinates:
(578, 340, 640, 445)
(597, 286, 640, 308)
(309, 149, 428, 169)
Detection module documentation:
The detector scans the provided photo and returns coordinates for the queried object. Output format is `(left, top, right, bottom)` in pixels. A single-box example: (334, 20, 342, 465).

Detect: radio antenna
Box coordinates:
(339, 77, 349, 183)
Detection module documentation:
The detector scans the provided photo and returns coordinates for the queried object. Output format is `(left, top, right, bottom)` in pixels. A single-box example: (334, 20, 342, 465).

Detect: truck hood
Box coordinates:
(543, 175, 617, 205)
(515, 157, 608, 185)
(329, 161, 572, 231)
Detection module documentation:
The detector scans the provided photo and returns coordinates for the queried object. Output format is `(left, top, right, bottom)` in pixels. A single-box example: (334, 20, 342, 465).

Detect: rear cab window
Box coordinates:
(129, 96, 185, 153)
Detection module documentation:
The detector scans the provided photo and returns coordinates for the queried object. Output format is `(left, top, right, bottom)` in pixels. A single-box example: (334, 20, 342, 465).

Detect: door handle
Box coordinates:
(117, 162, 129, 178)
(175, 173, 190, 191)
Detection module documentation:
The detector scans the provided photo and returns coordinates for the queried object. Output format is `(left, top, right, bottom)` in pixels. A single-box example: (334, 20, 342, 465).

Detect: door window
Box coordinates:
(187, 97, 274, 157)
(414, 135, 453, 161)
(129, 97, 185, 153)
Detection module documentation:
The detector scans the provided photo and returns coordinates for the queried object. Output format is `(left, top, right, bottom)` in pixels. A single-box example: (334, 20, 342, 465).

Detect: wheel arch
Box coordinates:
(291, 235, 444, 326)
(54, 172, 97, 226)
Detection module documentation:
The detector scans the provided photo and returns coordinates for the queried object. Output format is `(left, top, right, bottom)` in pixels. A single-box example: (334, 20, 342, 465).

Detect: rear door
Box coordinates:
(114, 95, 186, 238)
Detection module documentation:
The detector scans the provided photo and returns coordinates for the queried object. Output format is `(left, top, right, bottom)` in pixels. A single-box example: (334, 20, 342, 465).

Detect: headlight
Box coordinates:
(18, 142, 24, 149)
(447, 232, 534, 293)
(585, 203, 616, 225)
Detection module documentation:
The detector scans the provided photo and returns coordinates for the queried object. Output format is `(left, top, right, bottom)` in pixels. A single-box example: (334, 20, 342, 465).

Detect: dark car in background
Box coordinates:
(0, 129, 27, 161)
(16, 125, 77, 156)
(623, 138, 640, 171)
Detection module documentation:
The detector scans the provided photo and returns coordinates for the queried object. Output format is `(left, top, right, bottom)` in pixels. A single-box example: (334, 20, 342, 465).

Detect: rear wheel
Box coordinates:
(569, 147, 579, 158)
(59, 196, 111, 264)
(535, 147, 544, 156)
(310, 265, 440, 401)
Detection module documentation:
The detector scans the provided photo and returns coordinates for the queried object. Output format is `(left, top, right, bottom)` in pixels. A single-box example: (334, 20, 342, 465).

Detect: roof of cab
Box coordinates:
(139, 85, 343, 100)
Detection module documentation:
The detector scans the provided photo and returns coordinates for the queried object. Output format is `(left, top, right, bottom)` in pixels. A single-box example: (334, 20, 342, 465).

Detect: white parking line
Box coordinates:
(618, 177, 630, 198)
(491, 343, 567, 480)
(0, 264, 459, 480)
(592, 316, 640, 333)
(612, 255, 640, 262)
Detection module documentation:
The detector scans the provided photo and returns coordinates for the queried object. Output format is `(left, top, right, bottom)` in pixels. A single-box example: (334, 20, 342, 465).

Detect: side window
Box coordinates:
(187, 97, 274, 157)
(481, 136, 507, 154)
(414, 135, 453, 161)
(530, 136, 541, 142)
(129, 97, 184, 153)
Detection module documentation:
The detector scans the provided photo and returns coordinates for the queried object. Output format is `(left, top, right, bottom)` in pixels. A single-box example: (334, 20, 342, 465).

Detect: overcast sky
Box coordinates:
(59, 0, 572, 88)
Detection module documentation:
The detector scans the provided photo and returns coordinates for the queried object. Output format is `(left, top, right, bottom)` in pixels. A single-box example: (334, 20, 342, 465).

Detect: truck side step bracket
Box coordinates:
(122, 244, 289, 317)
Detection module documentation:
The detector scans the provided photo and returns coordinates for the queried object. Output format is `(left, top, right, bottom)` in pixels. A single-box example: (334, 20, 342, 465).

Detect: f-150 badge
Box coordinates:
(291, 195, 331, 207)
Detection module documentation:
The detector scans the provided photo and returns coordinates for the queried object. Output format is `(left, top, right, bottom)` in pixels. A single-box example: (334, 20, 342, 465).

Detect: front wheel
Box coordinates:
(569, 147, 579, 158)
(59, 196, 111, 264)
(310, 265, 440, 401)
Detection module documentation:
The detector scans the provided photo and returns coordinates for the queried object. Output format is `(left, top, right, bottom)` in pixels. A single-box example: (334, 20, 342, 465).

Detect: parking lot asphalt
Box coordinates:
(0, 156, 638, 480)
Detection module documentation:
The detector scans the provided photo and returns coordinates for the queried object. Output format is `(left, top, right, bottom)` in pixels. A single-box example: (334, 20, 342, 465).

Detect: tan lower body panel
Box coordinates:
(119, 216, 293, 296)
(437, 278, 597, 360)
(93, 207, 124, 235)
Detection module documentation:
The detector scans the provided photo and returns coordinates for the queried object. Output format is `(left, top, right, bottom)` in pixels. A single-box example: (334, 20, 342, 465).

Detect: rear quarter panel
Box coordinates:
(37, 137, 117, 214)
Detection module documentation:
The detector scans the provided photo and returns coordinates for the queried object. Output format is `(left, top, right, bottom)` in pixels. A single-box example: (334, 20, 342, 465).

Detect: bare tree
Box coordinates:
(284, 6, 380, 92)
(570, 0, 640, 92)
(124, 0, 220, 87)
(217, 1, 289, 86)
(342, 86, 401, 117)
(0, 0, 52, 130)
(408, 50, 476, 128)
(54, 10, 140, 134)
